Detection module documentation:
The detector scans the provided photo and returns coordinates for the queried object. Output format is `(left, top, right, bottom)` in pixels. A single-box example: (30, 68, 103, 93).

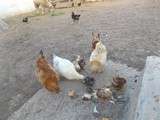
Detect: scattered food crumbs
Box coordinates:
(68, 90, 76, 98)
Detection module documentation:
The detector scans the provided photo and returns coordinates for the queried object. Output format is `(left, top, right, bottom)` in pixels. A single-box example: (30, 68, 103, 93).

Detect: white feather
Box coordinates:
(53, 55, 85, 80)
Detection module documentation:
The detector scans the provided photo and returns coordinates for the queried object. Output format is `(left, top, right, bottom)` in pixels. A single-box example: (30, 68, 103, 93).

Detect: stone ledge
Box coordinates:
(135, 56, 160, 120)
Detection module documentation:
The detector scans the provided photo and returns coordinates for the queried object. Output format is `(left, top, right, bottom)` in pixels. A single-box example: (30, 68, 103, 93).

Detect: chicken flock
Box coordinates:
(36, 31, 107, 93)
(34, 2, 127, 118)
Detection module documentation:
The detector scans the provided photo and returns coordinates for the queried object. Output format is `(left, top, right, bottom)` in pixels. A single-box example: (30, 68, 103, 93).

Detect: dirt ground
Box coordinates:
(0, 0, 160, 119)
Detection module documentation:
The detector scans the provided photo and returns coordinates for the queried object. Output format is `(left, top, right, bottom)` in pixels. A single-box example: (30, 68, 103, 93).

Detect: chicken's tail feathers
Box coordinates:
(44, 81, 60, 93)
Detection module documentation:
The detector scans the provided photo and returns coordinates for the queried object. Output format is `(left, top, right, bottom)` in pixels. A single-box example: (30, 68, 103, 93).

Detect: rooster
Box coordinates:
(89, 41, 107, 73)
(36, 50, 60, 93)
(71, 12, 81, 22)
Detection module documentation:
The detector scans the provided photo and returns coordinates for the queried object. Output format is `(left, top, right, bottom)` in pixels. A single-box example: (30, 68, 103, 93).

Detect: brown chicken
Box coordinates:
(96, 87, 112, 101)
(36, 50, 60, 93)
(112, 76, 127, 90)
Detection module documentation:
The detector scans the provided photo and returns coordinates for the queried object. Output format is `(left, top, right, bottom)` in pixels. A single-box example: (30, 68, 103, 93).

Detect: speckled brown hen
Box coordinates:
(112, 76, 127, 90)
(96, 88, 112, 101)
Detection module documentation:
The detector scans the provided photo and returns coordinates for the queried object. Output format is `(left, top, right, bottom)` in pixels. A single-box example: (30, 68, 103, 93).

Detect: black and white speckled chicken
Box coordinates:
(82, 76, 95, 87)
(82, 76, 95, 93)
(71, 12, 81, 22)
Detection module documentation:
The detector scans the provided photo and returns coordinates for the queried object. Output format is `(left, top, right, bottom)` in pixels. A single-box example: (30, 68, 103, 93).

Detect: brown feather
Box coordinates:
(36, 51, 60, 93)
(91, 32, 101, 51)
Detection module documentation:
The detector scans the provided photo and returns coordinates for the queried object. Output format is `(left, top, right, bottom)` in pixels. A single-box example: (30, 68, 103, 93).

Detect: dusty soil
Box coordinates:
(0, 0, 160, 119)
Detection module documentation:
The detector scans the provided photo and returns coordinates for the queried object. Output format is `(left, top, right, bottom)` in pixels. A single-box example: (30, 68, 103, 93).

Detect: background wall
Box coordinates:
(0, 0, 35, 18)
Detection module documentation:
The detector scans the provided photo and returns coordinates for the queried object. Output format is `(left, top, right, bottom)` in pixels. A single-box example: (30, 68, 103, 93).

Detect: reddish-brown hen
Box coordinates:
(36, 50, 60, 93)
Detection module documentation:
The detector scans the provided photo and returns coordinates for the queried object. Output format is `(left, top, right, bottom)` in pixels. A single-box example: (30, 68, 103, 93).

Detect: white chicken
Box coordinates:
(53, 54, 85, 80)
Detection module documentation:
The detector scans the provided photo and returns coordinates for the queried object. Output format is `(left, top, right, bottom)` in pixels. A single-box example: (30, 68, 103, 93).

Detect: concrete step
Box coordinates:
(135, 56, 160, 120)
(8, 60, 143, 120)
